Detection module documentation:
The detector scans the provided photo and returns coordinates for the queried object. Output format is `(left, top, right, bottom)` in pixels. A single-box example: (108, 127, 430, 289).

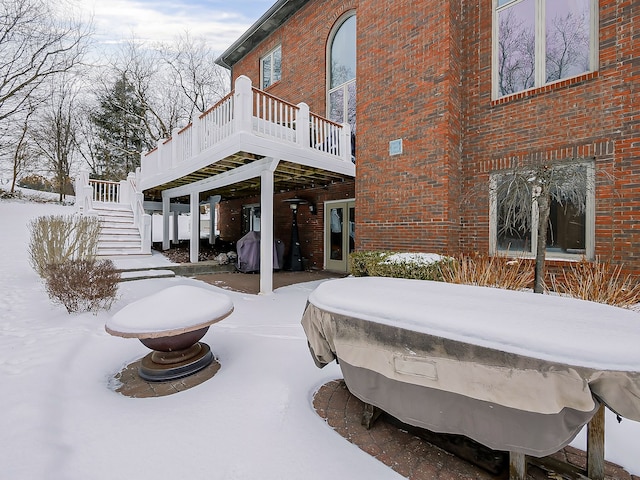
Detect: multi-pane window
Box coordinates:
(261, 45, 281, 89)
(489, 162, 595, 259)
(328, 14, 356, 139)
(494, 0, 597, 98)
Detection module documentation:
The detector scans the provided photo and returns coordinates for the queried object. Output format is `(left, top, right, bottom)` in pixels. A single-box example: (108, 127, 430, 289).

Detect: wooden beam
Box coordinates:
(509, 452, 526, 480)
(587, 404, 605, 480)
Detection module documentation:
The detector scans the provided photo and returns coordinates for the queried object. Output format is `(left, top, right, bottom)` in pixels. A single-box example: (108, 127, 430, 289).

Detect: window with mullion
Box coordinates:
(261, 45, 281, 89)
(489, 161, 594, 259)
(328, 13, 356, 136)
(494, 0, 596, 98)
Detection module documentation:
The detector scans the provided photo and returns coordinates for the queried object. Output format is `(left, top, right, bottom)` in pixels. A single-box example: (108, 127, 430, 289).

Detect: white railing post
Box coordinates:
(234, 75, 253, 133)
(82, 185, 94, 212)
(191, 115, 201, 157)
(157, 139, 167, 171)
(119, 179, 129, 204)
(171, 128, 180, 167)
(341, 122, 352, 163)
(297, 103, 310, 149)
(141, 213, 151, 254)
(75, 170, 90, 212)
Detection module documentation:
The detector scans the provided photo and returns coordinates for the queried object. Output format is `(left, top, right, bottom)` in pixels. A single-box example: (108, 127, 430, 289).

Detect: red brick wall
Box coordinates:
(460, 0, 640, 272)
(354, 0, 463, 254)
(231, 0, 358, 114)
(223, 0, 640, 274)
(232, 0, 465, 255)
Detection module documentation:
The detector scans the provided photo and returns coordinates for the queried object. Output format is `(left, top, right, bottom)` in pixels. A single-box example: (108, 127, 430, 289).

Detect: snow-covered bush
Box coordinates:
(349, 251, 390, 277)
(28, 214, 100, 277)
(349, 251, 453, 281)
(44, 259, 119, 313)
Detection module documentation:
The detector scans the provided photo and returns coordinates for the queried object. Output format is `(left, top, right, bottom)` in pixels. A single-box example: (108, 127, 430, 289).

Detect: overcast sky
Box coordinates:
(81, 0, 276, 53)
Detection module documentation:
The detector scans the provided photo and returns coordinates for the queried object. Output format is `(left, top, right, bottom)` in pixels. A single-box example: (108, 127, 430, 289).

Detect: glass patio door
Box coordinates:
(325, 200, 355, 272)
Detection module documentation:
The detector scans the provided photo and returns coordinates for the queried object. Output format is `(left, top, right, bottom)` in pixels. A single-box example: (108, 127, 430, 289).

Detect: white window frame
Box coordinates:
(492, 0, 599, 100)
(260, 45, 281, 89)
(489, 161, 595, 260)
(326, 11, 356, 124)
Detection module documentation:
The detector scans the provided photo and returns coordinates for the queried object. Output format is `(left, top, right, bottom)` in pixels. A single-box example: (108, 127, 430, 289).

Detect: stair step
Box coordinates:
(98, 248, 143, 256)
(99, 218, 135, 226)
(93, 202, 133, 212)
(99, 235, 141, 243)
(99, 240, 142, 249)
(98, 213, 134, 222)
(100, 227, 139, 235)
(118, 269, 176, 282)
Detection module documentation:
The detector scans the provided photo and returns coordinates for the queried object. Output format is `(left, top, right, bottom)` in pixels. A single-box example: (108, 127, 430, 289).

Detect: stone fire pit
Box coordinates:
(106, 285, 234, 382)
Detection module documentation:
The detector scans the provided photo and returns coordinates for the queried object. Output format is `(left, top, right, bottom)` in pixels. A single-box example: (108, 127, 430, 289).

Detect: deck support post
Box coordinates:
(162, 195, 170, 250)
(587, 404, 605, 480)
(190, 192, 199, 263)
(509, 452, 526, 480)
(259, 159, 279, 295)
(208, 195, 220, 245)
(172, 210, 179, 244)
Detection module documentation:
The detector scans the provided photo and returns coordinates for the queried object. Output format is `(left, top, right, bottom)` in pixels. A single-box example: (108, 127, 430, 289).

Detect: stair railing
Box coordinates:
(75, 169, 151, 254)
(127, 170, 151, 254)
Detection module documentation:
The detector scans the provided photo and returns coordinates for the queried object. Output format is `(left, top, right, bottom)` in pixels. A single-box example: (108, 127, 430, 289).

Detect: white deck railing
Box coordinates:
(90, 179, 120, 203)
(140, 75, 352, 182)
(74, 169, 151, 255)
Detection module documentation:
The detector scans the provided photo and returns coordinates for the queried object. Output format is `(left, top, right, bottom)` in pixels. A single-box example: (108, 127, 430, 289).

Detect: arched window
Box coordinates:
(327, 13, 356, 140)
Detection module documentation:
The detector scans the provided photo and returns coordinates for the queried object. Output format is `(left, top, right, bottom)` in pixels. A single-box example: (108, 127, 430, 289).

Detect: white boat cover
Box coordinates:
(301, 277, 640, 457)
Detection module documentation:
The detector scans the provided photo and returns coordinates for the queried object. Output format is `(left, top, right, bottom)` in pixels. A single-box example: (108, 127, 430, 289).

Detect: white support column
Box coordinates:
(190, 192, 200, 263)
(172, 210, 179, 244)
(208, 195, 221, 245)
(259, 159, 280, 295)
(162, 195, 170, 251)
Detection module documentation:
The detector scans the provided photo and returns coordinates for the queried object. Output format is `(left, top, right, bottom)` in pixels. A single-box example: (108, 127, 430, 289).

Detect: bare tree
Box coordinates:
(497, 10, 535, 96)
(160, 32, 229, 120)
(545, 10, 590, 82)
(0, 0, 91, 123)
(495, 159, 591, 293)
(9, 101, 37, 192)
(498, 6, 590, 95)
(30, 75, 81, 201)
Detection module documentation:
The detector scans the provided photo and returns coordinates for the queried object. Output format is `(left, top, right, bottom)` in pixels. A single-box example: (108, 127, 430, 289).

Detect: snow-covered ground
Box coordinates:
(1, 195, 639, 479)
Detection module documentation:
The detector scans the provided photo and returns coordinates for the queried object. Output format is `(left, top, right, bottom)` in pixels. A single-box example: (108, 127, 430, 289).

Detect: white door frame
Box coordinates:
(324, 198, 355, 272)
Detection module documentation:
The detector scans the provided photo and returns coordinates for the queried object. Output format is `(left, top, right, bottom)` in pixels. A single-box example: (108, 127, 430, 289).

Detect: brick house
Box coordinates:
(79, 0, 638, 293)
(213, 0, 639, 276)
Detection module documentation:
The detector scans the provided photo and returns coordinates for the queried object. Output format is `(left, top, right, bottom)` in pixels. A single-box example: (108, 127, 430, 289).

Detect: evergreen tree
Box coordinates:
(90, 75, 151, 180)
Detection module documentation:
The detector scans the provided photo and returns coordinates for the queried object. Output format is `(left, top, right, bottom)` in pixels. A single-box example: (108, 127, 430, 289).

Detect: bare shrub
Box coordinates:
(28, 215, 100, 277)
(44, 259, 120, 313)
(440, 253, 534, 291)
(549, 259, 640, 309)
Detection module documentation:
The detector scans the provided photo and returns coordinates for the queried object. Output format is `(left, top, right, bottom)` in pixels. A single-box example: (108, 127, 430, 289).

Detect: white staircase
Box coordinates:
(75, 171, 152, 257)
(94, 202, 144, 257)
